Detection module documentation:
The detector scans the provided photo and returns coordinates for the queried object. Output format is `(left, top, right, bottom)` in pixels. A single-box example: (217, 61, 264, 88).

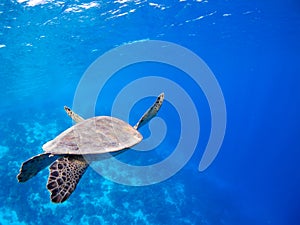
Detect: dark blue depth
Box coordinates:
(0, 0, 299, 224)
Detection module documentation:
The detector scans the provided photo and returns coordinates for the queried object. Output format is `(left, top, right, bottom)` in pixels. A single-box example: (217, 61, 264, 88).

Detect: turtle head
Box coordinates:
(134, 92, 165, 130)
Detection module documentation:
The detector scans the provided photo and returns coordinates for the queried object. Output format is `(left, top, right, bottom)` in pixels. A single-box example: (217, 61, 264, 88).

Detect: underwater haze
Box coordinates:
(1, 0, 300, 225)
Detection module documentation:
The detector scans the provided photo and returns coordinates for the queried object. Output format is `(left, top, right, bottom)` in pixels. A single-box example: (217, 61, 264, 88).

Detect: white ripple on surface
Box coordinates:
(65, 2, 100, 13)
(17, 0, 48, 7)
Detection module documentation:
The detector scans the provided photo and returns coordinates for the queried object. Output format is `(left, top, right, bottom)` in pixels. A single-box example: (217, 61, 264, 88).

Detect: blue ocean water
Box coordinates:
(1, 0, 300, 224)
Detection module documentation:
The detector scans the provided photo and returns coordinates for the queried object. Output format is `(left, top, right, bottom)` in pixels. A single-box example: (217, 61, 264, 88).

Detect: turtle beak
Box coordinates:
(64, 106, 71, 112)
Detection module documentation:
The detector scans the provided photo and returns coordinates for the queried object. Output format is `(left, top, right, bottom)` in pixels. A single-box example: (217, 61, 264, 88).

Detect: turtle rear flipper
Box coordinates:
(47, 155, 89, 203)
(17, 153, 59, 182)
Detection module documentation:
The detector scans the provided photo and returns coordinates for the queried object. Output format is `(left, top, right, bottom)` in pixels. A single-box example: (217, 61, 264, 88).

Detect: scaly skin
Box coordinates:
(17, 93, 165, 203)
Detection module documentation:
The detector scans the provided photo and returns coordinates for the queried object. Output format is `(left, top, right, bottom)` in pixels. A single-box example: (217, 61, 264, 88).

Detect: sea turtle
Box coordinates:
(17, 93, 164, 203)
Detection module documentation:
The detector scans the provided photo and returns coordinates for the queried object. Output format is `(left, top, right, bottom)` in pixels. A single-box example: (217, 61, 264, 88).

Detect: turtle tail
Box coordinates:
(47, 155, 89, 203)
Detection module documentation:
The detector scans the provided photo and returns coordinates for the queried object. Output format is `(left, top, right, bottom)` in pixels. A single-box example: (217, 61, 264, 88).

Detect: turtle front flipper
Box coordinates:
(47, 155, 89, 203)
(17, 153, 59, 182)
(134, 93, 164, 130)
